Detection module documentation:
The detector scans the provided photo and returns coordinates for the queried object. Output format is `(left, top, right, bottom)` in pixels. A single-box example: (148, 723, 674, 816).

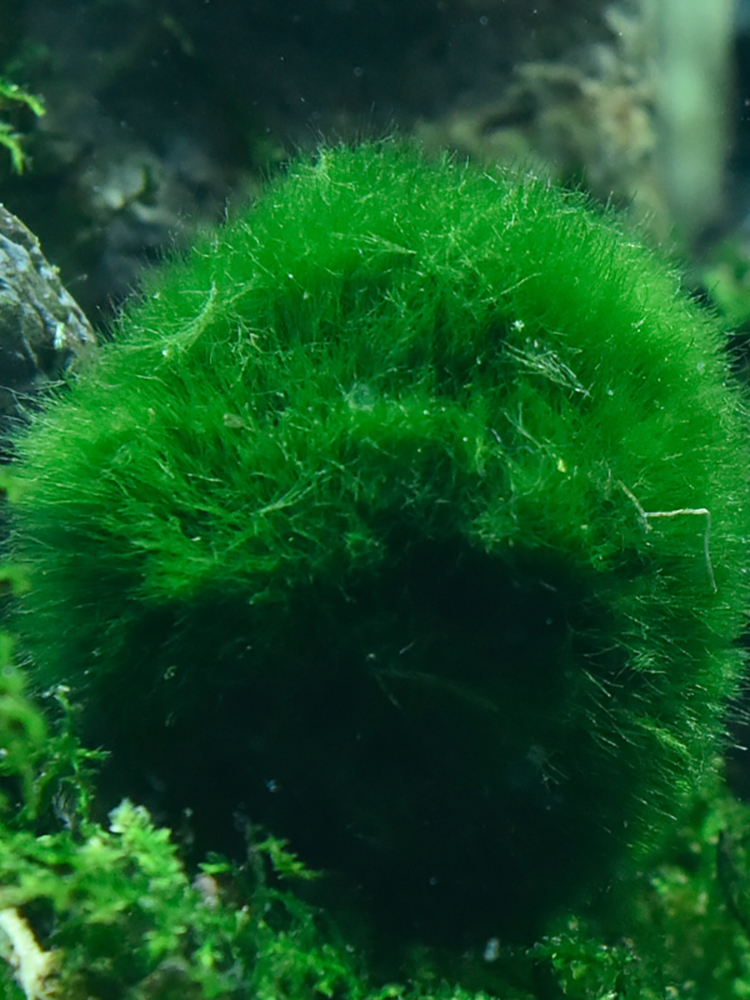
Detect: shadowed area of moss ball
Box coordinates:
(8, 142, 750, 946)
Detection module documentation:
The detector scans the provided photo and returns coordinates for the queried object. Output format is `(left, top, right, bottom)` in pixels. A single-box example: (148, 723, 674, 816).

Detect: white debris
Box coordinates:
(0, 908, 58, 1000)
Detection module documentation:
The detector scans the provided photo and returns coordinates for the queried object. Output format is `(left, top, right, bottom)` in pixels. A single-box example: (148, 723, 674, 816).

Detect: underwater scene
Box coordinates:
(4, 1, 750, 997)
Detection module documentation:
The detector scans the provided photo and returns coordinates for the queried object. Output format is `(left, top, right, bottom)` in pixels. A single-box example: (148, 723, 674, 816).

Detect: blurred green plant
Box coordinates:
(628, 776, 750, 998)
(702, 238, 750, 328)
(0, 78, 44, 174)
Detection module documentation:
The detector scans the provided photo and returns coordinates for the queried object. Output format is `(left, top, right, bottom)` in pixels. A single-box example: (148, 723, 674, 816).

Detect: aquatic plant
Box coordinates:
(8, 141, 750, 947)
(0, 650, 375, 1000)
(0, 79, 44, 174)
(2, 639, 750, 998)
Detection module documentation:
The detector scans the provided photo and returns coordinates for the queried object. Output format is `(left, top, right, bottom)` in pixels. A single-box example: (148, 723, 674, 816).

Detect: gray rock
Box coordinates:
(0, 204, 95, 457)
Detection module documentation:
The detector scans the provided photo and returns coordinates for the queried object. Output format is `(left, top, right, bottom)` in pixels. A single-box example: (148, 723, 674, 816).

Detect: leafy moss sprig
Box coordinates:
(0, 78, 44, 174)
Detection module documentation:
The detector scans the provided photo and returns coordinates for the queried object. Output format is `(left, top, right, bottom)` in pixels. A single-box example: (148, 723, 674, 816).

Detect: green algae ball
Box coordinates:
(8, 143, 750, 945)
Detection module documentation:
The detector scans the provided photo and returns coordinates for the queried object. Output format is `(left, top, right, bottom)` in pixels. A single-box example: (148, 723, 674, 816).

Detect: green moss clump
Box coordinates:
(8, 142, 750, 946)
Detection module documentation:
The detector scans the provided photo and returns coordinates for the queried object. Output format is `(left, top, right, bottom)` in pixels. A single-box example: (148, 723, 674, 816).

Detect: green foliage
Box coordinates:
(0, 643, 419, 1000)
(0, 800, 361, 999)
(0, 652, 370, 1000)
(8, 141, 750, 947)
(702, 237, 750, 329)
(526, 920, 660, 1000)
(474, 780, 750, 999)
(1, 627, 750, 999)
(0, 662, 103, 828)
(0, 798, 376, 1000)
(624, 776, 750, 998)
(0, 78, 44, 174)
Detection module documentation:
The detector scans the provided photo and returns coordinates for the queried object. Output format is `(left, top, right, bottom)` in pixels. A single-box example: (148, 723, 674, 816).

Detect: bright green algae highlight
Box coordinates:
(8, 142, 750, 945)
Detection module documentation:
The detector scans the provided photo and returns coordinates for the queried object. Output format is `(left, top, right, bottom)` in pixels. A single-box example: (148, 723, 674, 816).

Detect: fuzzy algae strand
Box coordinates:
(8, 142, 750, 945)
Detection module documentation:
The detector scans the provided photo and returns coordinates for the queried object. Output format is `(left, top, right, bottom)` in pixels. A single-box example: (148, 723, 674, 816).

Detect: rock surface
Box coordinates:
(0, 204, 95, 456)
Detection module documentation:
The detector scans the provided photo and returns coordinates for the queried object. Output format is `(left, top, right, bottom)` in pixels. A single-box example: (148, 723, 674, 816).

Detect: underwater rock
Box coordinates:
(0, 205, 95, 456)
(8, 142, 750, 946)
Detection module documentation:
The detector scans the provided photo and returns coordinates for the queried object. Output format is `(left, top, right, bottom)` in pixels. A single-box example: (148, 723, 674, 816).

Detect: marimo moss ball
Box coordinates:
(9, 143, 750, 945)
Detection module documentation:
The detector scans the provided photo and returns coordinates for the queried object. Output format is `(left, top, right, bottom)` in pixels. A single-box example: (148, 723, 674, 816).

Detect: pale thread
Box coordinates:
(618, 481, 717, 592)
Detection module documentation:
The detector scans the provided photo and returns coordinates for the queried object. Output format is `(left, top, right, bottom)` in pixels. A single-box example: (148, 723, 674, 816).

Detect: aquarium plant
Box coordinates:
(7, 141, 750, 949)
(2, 615, 750, 998)
(0, 644, 383, 1000)
(0, 78, 43, 174)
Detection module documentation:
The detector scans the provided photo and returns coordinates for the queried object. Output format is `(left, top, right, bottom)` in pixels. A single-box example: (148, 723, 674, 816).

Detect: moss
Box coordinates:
(0, 649, 376, 1000)
(627, 776, 750, 997)
(2, 638, 750, 996)
(8, 141, 750, 947)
